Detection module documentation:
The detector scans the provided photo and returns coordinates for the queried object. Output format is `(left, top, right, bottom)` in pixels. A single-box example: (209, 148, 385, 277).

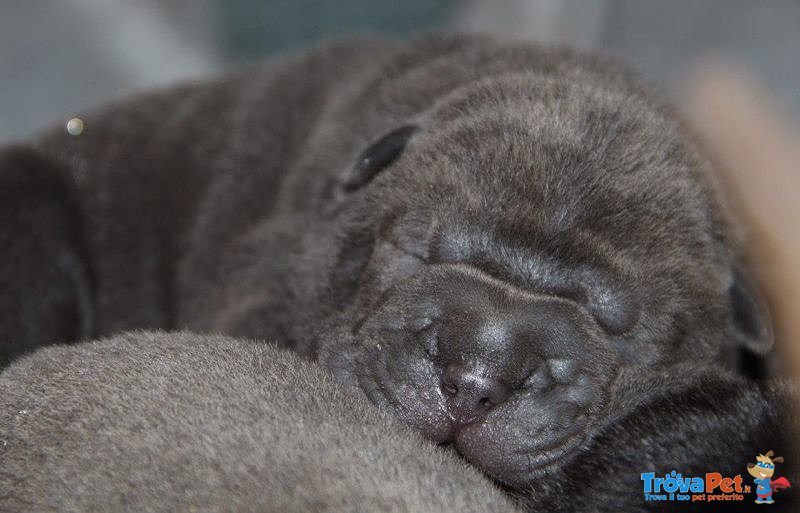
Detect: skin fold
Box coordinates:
(0, 35, 795, 509)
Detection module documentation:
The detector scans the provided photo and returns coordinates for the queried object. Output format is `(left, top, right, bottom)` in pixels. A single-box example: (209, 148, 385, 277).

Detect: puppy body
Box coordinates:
(0, 331, 520, 513)
(18, 35, 732, 353)
(0, 34, 790, 495)
(21, 38, 396, 343)
(524, 370, 799, 511)
(1, 333, 795, 512)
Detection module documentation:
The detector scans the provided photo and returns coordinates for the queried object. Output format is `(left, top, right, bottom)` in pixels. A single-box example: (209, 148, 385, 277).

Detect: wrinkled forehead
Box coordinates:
(419, 73, 697, 172)
(444, 81, 690, 177)
(390, 143, 713, 259)
(381, 74, 721, 256)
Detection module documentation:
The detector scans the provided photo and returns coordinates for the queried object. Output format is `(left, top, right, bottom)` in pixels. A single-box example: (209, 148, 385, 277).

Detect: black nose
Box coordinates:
(442, 364, 510, 425)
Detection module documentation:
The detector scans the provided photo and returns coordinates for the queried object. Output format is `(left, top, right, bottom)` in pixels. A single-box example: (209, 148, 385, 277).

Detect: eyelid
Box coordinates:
(383, 224, 640, 336)
(476, 260, 639, 336)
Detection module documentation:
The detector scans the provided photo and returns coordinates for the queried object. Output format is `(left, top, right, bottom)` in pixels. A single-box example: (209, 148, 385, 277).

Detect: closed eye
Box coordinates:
(459, 257, 640, 336)
(383, 226, 641, 336)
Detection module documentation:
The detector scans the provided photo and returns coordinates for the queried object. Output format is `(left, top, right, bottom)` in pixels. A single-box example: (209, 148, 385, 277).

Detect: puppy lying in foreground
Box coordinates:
(1, 332, 795, 512)
(0, 332, 519, 513)
(0, 34, 797, 509)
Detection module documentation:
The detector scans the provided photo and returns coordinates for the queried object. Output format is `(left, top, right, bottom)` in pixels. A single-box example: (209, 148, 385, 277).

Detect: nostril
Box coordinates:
(443, 364, 509, 424)
(478, 378, 509, 407)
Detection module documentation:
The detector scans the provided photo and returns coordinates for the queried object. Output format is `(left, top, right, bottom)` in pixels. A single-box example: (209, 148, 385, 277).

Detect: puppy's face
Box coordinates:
(317, 76, 771, 487)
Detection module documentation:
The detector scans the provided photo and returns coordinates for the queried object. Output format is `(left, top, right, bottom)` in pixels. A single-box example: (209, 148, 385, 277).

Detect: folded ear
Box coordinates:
(0, 145, 94, 367)
(339, 124, 418, 192)
(728, 266, 772, 355)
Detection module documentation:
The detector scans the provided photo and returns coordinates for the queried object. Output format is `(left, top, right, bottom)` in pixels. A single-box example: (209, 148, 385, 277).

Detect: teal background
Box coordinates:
(217, 0, 457, 60)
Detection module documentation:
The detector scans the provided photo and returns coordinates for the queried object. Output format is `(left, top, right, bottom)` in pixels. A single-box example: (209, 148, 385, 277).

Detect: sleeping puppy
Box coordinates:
(0, 331, 520, 513)
(0, 35, 786, 492)
(1, 334, 795, 512)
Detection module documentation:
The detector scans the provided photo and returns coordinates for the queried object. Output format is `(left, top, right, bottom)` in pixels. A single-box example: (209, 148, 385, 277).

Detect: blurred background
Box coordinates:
(2, 0, 799, 142)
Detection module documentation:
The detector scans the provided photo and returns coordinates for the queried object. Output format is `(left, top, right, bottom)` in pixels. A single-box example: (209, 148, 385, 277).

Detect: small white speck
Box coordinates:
(18, 409, 27, 415)
(375, 343, 382, 351)
(66, 117, 84, 136)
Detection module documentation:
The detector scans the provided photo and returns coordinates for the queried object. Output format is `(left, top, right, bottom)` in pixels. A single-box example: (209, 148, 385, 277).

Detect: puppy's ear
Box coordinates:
(727, 266, 772, 355)
(340, 124, 418, 192)
(0, 146, 94, 367)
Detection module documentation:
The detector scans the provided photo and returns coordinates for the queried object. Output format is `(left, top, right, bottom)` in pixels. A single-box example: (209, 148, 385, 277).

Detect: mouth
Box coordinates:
(454, 414, 589, 487)
(356, 356, 590, 485)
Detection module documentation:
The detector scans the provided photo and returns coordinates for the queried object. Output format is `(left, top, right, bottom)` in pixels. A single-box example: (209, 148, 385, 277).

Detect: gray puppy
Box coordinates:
(2, 334, 795, 512)
(0, 331, 520, 513)
(0, 34, 783, 492)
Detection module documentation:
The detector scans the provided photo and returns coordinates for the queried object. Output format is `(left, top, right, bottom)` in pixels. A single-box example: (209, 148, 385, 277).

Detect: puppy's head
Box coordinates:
(316, 71, 771, 487)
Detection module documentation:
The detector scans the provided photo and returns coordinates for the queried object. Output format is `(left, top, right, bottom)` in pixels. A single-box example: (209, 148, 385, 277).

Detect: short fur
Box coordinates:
(2, 333, 796, 512)
(521, 368, 799, 511)
(0, 331, 520, 513)
(0, 34, 792, 505)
